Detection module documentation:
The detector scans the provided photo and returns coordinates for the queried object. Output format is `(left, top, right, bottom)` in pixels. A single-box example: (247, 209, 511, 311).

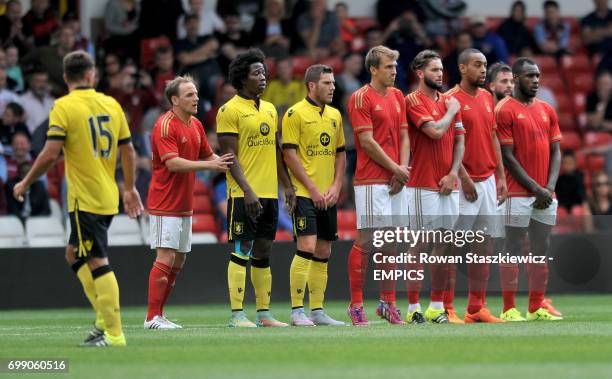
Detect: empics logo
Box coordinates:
(320, 132, 331, 146)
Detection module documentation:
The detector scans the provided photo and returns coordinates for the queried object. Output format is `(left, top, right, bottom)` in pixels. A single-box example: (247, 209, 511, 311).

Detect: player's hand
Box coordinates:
(12, 180, 29, 202)
(244, 189, 263, 218)
(323, 183, 341, 208)
(207, 153, 234, 172)
(533, 187, 553, 209)
(389, 176, 403, 195)
(445, 96, 461, 115)
(123, 188, 144, 218)
(392, 164, 409, 184)
(461, 176, 478, 202)
(497, 176, 508, 206)
(308, 186, 327, 210)
(439, 173, 457, 196)
(284, 186, 296, 214)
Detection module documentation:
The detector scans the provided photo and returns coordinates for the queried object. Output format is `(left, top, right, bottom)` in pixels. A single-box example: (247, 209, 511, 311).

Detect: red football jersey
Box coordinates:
(405, 89, 465, 191)
(148, 111, 214, 216)
(446, 85, 497, 181)
(348, 84, 408, 185)
(495, 97, 562, 197)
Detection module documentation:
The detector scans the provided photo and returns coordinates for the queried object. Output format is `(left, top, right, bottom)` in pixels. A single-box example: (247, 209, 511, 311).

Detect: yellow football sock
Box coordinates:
(289, 250, 312, 308)
(250, 257, 272, 311)
(72, 260, 105, 330)
(228, 253, 248, 311)
(308, 258, 329, 310)
(92, 267, 122, 337)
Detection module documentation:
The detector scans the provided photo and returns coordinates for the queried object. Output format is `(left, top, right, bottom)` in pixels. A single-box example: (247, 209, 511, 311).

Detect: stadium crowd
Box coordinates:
(0, 0, 611, 240)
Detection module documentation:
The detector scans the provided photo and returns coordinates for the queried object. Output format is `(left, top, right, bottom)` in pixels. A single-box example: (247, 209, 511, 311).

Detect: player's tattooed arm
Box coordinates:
(439, 134, 464, 196)
(420, 97, 461, 139)
(218, 134, 262, 217)
(501, 145, 552, 209)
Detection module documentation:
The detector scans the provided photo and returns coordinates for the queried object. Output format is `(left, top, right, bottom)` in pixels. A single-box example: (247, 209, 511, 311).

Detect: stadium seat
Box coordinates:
(560, 131, 581, 151)
(292, 56, 314, 77)
(337, 209, 356, 230)
(265, 57, 277, 78)
(321, 56, 344, 74)
(193, 195, 214, 214)
(0, 215, 27, 248)
(556, 95, 574, 115)
(107, 215, 143, 246)
(584, 131, 612, 147)
(540, 75, 564, 94)
(486, 16, 504, 32)
(191, 232, 218, 244)
(276, 230, 293, 241)
(533, 56, 557, 74)
(26, 216, 66, 247)
(573, 92, 587, 114)
(558, 113, 577, 131)
(586, 154, 605, 172)
(192, 214, 219, 234)
(526, 17, 539, 31)
(140, 36, 171, 71)
(353, 17, 378, 32)
(562, 54, 592, 74)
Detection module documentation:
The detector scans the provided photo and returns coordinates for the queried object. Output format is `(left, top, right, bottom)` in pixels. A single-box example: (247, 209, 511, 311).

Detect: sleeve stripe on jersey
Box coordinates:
(494, 97, 512, 115)
(354, 86, 368, 108)
(118, 137, 132, 145)
(217, 132, 238, 137)
(499, 138, 513, 143)
(47, 135, 66, 140)
(161, 151, 178, 161)
(49, 125, 65, 132)
(161, 113, 174, 138)
(282, 143, 298, 149)
(445, 86, 460, 96)
(550, 134, 562, 141)
(336, 146, 346, 153)
(353, 125, 373, 131)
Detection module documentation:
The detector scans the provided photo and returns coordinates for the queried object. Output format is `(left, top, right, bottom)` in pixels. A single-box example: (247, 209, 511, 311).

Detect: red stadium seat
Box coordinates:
(292, 56, 315, 77)
(560, 131, 581, 151)
(558, 112, 577, 131)
(568, 35, 587, 55)
(584, 131, 612, 147)
(337, 209, 356, 230)
(562, 54, 592, 73)
(533, 55, 557, 74)
(557, 206, 568, 217)
(486, 16, 504, 32)
(556, 95, 574, 115)
(586, 154, 605, 172)
(563, 18, 580, 36)
(192, 214, 219, 234)
(321, 56, 344, 74)
(526, 17, 539, 31)
(194, 180, 210, 195)
(569, 73, 594, 98)
(276, 230, 293, 241)
(140, 36, 171, 71)
(265, 57, 277, 79)
(193, 195, 214, 214)
(540, 75, 565, 93)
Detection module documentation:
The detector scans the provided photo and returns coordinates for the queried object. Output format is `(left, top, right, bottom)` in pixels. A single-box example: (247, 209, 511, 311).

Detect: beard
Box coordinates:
(494, 90, 508, 100)
(424, 76, 444, 91)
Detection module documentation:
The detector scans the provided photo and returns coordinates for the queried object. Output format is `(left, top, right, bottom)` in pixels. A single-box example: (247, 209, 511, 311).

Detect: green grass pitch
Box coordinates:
(1, 294, 611, 379)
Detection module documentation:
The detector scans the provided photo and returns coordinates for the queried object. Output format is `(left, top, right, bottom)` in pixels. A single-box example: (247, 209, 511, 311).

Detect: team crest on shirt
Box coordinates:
(83, 240, 93, 252)
(518, 113, 526, 119)
(260, 123, 270, 136)
(541, 111, 549, 122)
(374, 104, 383, 111)
(181, 136, 188, 143)
(233, 222, 244, 235)
(320, 132, 331, 146)
(296, 217, 307, 231)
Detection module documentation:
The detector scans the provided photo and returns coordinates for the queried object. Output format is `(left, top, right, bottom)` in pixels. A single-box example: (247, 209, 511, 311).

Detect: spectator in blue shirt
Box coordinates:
(469, 16, 509, 64)
(534, 1, 571, 57)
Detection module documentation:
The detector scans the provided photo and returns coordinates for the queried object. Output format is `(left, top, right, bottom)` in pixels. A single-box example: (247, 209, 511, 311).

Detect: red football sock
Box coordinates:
(443, 263, 457, 309)
(160, 266, 181, 315)
(499, 263, 519, 312)
(377, 249, 396, 304)
(348, 244, 368, 305)
(406, 259, 423, 304)
(430, 262, 449, 302)
(527, 262, 548, 313)
(467, 262, 489, 314)
(146, 261, 171, 321)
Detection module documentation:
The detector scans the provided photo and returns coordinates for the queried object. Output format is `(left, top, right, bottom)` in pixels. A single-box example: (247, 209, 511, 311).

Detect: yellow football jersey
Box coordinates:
(282, 98, 345, 198)
(216, 95, 278, 199)
(47, 89, 131, 215)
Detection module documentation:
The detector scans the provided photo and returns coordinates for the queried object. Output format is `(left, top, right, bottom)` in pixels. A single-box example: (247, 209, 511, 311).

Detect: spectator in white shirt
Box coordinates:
(0, 67, 20, 115)
(19, 69, 54, 134)
(177, 0, 225, 39)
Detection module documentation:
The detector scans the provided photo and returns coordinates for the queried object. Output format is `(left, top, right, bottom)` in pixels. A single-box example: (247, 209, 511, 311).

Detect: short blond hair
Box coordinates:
(365, 45, 399, 73)
(165, 75, 197, 103)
